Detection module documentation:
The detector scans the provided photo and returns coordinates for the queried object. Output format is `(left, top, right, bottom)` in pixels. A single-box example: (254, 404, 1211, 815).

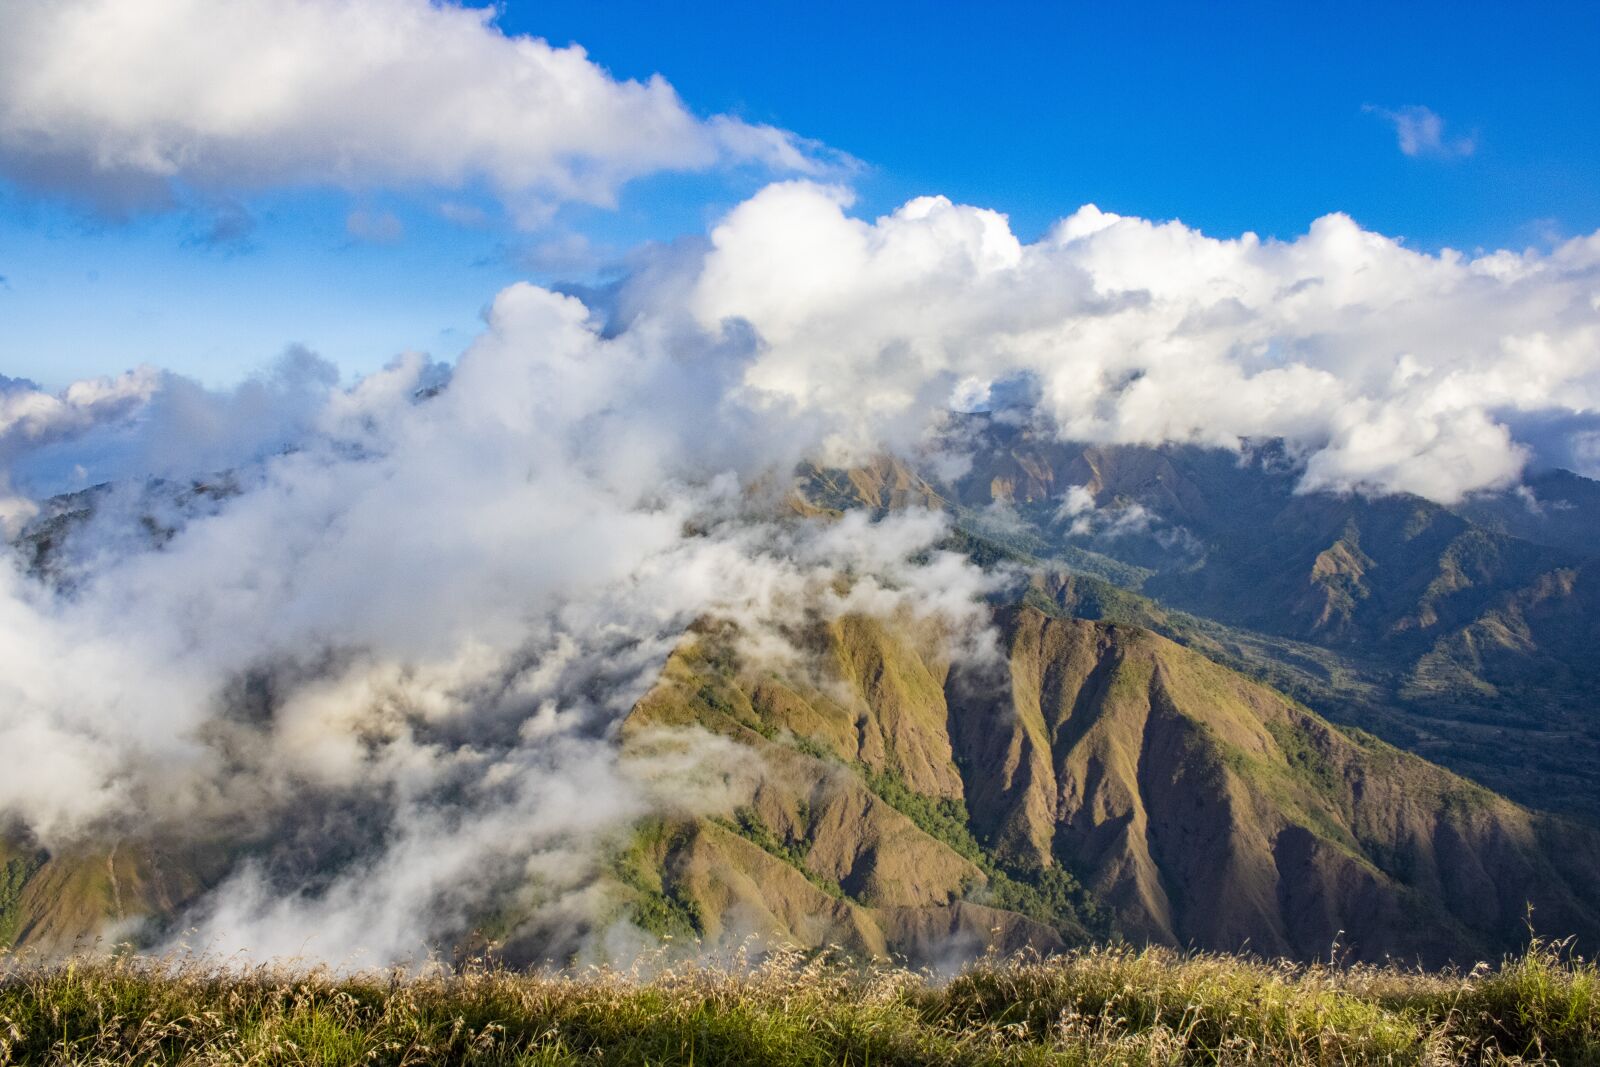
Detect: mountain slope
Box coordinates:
(1017, 567, 1600, 829)
(4, 601, 1596, 966)
(0, 837, 220, 954)
(1414, 560, 1600, 698)
(619, 607, 1600, 965)
(1451, 468, 1600, 559)
(5, 453, 1598, 967)
(794, 430, 1600, 823)
(615, 617, 1089, 964)
(956, 608, 1600, 961)
(926, 417, 1577, 654)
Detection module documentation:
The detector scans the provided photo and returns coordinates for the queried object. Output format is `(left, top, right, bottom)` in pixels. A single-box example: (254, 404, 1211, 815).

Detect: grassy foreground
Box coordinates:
(0, 941, 1596, 1065)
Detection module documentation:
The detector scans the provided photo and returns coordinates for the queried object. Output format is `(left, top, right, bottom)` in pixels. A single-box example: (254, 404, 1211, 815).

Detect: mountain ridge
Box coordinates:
(795, 427, 1600, 823)
(4, 441, 1599, 968)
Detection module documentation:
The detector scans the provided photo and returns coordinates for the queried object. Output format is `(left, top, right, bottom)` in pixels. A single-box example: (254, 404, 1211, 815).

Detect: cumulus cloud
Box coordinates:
(0, 366, 161, 532)
(0, 0, 831, 217)
(690, 182, 1600, 503)
(0, 368, 158, 447)
(0, 347, 351, 518)
(1365, 104, 1476, 159)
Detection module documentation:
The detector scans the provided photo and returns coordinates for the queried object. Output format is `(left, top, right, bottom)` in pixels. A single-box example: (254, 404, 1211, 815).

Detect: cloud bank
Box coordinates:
(0, 281, 996, 963)
(0, 0, 827, 218)
(692, 182, 1600, 502)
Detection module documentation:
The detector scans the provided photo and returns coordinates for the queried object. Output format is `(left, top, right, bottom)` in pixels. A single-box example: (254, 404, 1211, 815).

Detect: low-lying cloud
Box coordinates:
(0, 279, 997, 963)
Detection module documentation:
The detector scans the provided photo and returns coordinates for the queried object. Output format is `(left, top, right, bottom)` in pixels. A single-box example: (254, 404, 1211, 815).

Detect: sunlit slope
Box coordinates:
(797, 433, 1600, 822)
(965, 609, 1600, 961)
(620, 616, 1085, 964)
(0, 838, 218, 954)
(4, 601, 1597, 965)
(1412, 558, 1600, 697)
(625, 608, 1600, 964)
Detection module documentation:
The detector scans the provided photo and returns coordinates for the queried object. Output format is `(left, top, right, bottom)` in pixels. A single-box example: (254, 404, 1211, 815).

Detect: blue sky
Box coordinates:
(520, 0, 1600, 245)
(2, 0, 1597, 388)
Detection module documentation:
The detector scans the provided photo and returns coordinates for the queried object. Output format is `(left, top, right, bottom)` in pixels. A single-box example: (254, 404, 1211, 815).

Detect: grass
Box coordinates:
(0, 940, 1596, 1064)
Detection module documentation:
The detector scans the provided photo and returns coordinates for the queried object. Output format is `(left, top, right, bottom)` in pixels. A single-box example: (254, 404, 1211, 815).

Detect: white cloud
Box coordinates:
(0, 0, 830, 216)
(0, 366, 161, 531)
(1, 348, 345, 516)
(1055, 485, 1157, 537)
(0, 279, 997, 962)
(1051, 483, 1200, 559)
(689, 182, 1600, 503)
(1365, 104, 1476, 158)
(0, 367, 159, 444)
(515, 231, 605, 275)
(1572, 430, 1600, 479)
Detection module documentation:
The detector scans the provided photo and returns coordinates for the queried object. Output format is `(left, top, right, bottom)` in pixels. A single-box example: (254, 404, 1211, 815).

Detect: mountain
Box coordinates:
(925, 417, 1576, 654)
(604, 604, 1600, 965)
(4, 589, 1597, 966)
(796, 420, 1600, 824)
(608, 615, 1092, 966)
(1451, 468, 1600, 560)
(0, 837, 220, 954)
(1415, 561, 1600, 694)
(606, 432, 1600, 963)
(5, 438, 1600, 968)
(968, 605, 1600, 961)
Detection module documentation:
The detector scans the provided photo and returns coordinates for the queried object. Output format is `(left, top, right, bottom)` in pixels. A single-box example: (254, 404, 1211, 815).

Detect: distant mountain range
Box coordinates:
(801, 416, 1600, 827)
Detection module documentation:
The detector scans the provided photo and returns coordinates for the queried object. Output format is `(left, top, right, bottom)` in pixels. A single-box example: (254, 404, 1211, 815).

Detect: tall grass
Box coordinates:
(0, 939, 1595, 1064)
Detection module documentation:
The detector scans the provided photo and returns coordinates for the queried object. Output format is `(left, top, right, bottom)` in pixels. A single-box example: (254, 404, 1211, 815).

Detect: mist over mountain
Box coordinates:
(3, 260, 1600, 964)
(3, 0, 1600, 976)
